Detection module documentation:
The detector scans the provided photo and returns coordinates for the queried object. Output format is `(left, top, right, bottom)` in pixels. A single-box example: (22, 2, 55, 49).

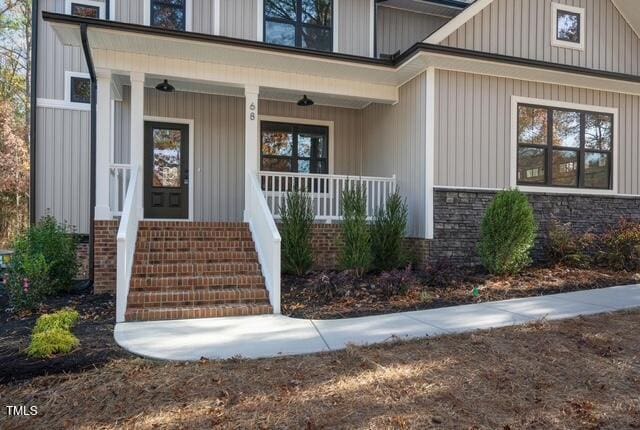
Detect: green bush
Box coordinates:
(546, 219, 592, 268)
(280, 190, 315, 276)
(5, 216, 78, 310)
(27, 328, 79, 359)
(371, 192, 408, 271)
(478, 189, 537, 275)
(340, 182, 372, 277)
(597, 220, 640, 271)
(34, 309, 80, 334)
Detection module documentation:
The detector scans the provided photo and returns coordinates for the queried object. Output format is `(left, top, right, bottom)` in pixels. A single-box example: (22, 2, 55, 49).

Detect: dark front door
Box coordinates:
(144, 121, 189, 219)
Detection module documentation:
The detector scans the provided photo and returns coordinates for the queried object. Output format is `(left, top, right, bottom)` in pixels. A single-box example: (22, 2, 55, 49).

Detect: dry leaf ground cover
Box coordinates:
(282, 265, 640, 319)
(2, 310, 640, 429)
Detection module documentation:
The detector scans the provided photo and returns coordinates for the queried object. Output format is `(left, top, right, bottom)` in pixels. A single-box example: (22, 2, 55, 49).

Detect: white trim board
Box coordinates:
(143, 115, 195, 221)
(424, 0, 494, 44)
(143, 0, 193, 31)
(37, 98, 91, 111)
(258, 115, 336, 175)
(509, 96, 619, 197)
(65, 0, 106, 19)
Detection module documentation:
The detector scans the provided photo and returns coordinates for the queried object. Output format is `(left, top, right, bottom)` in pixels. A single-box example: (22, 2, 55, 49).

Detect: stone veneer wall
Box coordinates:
(432, 188, 640, 265)
(94, 220, 118, 294)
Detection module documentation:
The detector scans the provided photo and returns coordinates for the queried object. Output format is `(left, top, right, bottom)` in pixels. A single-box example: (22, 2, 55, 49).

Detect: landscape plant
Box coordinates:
(546, 219, 593, 268)
(27, 309, 81, 359)
(371, 192, 408, 271)
(4, 215, 79, 310)
(340, 182, 372, 277)
(478, 189, 537, 275)
(597, 219, 640, 271)
(280, 189, 315, 275)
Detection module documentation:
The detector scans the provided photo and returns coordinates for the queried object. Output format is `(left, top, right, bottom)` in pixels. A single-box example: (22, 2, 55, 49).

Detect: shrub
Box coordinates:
(33, 309, 80, 334)
(478, 189, 537, 275)
(27, 328, 79, 359)
(371, 192, 408, 271)
(340, 182, 372, 277)
(280, 190, 315, 276)
(546, 219, 592, 268)
(5, 216, 78, 310)
(597, 219, 640, 271)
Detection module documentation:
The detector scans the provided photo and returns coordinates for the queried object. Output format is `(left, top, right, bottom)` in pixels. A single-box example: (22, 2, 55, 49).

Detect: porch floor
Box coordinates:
(114, 284, 640, 361)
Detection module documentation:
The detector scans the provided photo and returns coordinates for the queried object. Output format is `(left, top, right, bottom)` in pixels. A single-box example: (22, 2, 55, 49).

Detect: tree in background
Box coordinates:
(0, 0, 31, 246)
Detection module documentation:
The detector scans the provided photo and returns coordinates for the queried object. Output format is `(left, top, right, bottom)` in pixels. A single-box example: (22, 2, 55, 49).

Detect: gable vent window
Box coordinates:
(264, 0, 333, 52)
(517, 104, 614, 190)
(552, 3, 584, 50)
(151, 0, 186, 31)
(65, 72, 92, 105)
(65, 0, 105, 19)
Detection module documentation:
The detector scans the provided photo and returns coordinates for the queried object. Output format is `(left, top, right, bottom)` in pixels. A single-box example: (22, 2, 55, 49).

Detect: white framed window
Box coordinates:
(510, 96, 618, 196)
(551, 3, 585, 51)
(65, 71, 92, 106)
(143, 0, 193, 31)
(65, 0, 105, 19)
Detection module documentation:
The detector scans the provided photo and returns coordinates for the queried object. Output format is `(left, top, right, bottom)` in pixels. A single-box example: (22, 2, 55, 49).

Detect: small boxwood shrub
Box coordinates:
(371, 192, 408, 271)
(478, 189, 537, 275)
(280, 190, 315, 276)
(5, 216, 78, 310)
(340, 182, 372, 278)
(27, 309, 80, 359)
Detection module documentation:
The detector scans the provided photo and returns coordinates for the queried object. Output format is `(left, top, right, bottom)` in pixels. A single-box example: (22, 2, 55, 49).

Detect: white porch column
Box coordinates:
(129, 72, 145, 219)
(244, 85, 260, 221)
(95, 68, 112, 220)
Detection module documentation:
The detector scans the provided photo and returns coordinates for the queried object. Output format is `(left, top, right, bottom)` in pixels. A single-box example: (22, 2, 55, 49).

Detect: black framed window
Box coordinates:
(151, 0, 186, 31)
(517, 104, 613, 190)
(70, 76, 91, 104)
(261, 121, 329, 174)
(70, 3, 101, 18)
(264, 0, 333, 52)
(556, 9, 581, 43)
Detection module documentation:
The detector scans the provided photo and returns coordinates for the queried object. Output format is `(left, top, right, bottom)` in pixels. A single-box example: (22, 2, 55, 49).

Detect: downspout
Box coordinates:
(29, 0, 39, 224)
(80, 24, 97, 284)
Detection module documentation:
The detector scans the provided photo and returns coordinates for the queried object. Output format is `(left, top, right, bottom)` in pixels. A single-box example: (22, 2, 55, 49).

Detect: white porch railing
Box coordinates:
(109, 164, 132, 216)
(258, 171, 397, 221)
(246, 173, 281, 314)
(115, 166, 140, 323)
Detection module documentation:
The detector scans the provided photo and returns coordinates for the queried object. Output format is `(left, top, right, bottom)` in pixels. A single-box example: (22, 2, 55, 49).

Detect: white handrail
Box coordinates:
(258, 171, 397, 222)
(115, 165, 140, 323)
(246, 173, 282, 314)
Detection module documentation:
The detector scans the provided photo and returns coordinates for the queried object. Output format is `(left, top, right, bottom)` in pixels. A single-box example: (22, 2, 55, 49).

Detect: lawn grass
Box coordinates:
(2, 310, 639, 429)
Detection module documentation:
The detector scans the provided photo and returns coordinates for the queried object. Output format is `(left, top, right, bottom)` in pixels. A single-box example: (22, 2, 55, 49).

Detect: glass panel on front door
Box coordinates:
(152, 129, 182, 188)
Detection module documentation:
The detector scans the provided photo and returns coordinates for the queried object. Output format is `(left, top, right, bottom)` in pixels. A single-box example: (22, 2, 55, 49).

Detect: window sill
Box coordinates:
(516, 185, 617, 196)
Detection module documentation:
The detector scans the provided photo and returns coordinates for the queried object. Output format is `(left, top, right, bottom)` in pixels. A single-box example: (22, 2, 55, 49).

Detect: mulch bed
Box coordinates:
(282, 264, 640, 319)
(0, 283, 131, 384)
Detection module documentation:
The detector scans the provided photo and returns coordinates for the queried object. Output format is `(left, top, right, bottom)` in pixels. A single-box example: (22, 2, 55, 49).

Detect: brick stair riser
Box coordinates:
(129, 275, 265, 290)
(136, 240, 256, 252)
(134, 251, 258, 265)
(137, 231, 252, 239)
(127, 289, 269, 307)
(132, 263, 261, 277)
(125, 304, 273, 321)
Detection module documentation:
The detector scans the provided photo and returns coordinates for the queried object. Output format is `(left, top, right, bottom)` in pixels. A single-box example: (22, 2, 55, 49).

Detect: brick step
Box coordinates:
(134, 250, 259, 265)
(138, 222, 248, 230)
(127, 287, 270, 308)
(132, 262, 261, 277)
(125, 303, 273, 321)
(136, 229, 252, 238)
(130, 274, 265, 290)
(135, 239, 257, 252)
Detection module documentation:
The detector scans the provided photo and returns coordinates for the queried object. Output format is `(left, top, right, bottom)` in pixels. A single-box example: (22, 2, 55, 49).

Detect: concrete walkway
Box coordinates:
(115, 284, 640, 361)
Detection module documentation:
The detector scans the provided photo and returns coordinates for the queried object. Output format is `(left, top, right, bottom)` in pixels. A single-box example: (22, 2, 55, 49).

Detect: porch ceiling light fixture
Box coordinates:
(155, 79, 175, 93)
(297, 95, 314, 107)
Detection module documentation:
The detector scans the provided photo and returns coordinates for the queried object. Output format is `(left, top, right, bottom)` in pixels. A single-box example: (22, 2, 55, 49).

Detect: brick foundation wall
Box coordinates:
(94, 220, 118, 294)
(431, 188, 640, 265)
